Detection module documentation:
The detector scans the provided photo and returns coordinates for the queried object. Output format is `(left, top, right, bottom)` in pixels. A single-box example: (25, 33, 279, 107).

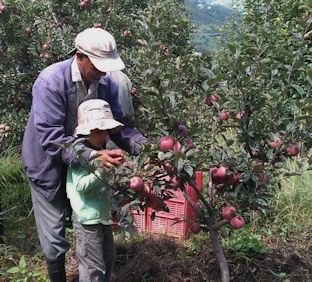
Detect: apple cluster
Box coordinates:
(221, 206, 245, 229)
(210, 166, 240, 187)
(128, 175, 167, 212)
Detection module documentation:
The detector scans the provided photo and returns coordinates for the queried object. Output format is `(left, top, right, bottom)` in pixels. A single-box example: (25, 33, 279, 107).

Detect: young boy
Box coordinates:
(66, 99, 124, 282)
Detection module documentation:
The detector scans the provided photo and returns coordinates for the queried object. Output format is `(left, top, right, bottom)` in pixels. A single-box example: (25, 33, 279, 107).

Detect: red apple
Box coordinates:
(173, 141, 182, 153)
(55, 21, 64, 28)
(25, 27, 32, 34)
(186, 138, 196, 149)
(0, 4, 6, 13)
(129, 176, 144, 192)
(219, 111, 230, 121)
(230, 215, 245, 229)
(286, 143, 300, 156)
(163, 161, 174, 174)
(4, 125, 10, 132)
(159, 136, 175, 151)
(122, 30, 132, 37)
(253, 161, 264, 173)
(177, 125, 188, 137)
(190, 222, 201, 234)
(79, 1, 88, 9)
(225, 172, 240, 186)
(205, 94, 218, 106)
(268, 139, 283, 150)
(216, 166, 227, 178)
(43, 53, 51, 60)
(93, 22, 102, 28)
(236, 111, 245, 120)
(211, 166, 227, 185)
(42, 43, 50, 49)
(130, 86, 137, 95)
(258, 173, 270, 185)
(222, 206, 236, 221)
(210, 167, 218, 177)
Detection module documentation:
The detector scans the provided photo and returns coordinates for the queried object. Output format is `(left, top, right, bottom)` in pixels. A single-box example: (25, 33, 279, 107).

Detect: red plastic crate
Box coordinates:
(130, 208, 147, 232)
(146, 171, 204, 239)
(112, 208, 147, 232)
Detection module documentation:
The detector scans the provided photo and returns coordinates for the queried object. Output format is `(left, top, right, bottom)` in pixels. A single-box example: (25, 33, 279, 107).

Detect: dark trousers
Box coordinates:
(72, 213, 115, 282)
(29, 181, 70, 281)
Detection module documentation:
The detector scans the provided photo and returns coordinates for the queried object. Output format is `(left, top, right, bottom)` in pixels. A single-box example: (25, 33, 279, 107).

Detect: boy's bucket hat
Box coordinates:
(74, 99, 123, 137)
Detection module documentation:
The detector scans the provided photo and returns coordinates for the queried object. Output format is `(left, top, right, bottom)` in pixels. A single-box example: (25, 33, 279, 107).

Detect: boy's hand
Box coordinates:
(96, 149, 125, 168)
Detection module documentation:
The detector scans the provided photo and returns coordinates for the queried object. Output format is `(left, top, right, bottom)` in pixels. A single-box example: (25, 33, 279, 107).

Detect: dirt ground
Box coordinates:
(65, 233, 312, 282)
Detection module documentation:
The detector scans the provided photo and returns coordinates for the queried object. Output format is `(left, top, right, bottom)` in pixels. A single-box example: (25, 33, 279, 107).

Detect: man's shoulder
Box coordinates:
(37, 58, 73, 82)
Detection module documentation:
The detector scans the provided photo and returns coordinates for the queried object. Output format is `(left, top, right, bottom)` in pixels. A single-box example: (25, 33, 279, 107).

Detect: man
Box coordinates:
(22, 28, 146, 281)
(110, 70, 134, 119)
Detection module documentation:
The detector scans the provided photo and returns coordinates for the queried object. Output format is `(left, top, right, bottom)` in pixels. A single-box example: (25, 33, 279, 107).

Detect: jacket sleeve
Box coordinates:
(109, 126, 147, 155)
(32, 78, 94, 165)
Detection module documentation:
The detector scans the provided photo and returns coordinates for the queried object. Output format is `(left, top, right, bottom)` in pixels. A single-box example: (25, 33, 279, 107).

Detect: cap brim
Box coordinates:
(89, 54, 125, 72)
(68, 47, 76, 57)
(74, 119, 124, 137)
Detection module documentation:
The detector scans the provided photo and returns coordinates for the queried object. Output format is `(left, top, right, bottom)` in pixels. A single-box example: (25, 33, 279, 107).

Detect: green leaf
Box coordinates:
(290, 84, 304, 96)
(183, 164, 193, 177)
(7, 266, 19, 274)
(158, 151, 165, 160)
(19, 256, 27, 269)
(177, 158, 184, 174)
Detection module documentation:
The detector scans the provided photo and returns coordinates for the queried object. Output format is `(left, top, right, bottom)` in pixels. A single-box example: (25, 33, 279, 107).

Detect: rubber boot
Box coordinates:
(46, 255, 66, 282)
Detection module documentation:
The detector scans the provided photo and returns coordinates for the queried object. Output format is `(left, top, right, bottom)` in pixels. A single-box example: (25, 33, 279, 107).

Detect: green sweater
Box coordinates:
(66, 164, 112, 225)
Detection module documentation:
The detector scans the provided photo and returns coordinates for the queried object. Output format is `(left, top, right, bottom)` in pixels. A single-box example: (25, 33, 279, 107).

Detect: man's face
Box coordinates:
(76, 53, 105, 83)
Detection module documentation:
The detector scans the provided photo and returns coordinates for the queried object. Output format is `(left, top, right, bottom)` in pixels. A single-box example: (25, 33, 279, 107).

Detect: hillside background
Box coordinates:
(185, 0, 243, 51)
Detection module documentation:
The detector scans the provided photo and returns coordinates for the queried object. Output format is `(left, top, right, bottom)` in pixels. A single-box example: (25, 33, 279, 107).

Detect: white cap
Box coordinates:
(74, 28, 125, 72)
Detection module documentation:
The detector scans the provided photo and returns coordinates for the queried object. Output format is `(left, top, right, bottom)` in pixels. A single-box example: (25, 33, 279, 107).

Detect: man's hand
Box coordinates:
(96, 149, 125, 168)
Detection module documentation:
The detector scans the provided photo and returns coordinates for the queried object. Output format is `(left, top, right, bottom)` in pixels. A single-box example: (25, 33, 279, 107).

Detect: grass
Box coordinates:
(263, 158, 312, 238)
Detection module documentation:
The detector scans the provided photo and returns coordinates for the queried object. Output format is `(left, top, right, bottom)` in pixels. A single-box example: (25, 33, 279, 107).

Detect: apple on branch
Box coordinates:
(222, 206, 236, 221)
(173, 141, 182, 153)
(235, 111, 245, 120)
(229, 215, 245, 229)
(0, 3, 6, 13)
(177, 124, 189, 137)
(205, 93, 218, 107)
(129, 176, 144, 193)
(159, 136, 175, 151)
(268, 138, 283, 150)
(286, 143, 300, 156)
(190, 222, 201, 234)
(219, 111, 230, 121)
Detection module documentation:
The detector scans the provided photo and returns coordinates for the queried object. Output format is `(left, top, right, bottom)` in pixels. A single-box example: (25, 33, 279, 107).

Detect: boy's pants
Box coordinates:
(72, 213, 116, 282)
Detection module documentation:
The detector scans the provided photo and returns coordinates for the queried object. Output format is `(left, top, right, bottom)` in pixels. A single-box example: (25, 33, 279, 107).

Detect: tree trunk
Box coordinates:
(209, 225, 230, 282)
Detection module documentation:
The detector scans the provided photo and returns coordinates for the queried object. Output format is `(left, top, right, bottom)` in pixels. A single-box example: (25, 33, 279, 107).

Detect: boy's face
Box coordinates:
(88, 128, 108, 149)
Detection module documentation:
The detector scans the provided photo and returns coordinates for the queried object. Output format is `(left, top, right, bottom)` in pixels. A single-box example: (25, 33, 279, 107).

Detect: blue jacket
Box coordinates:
(22, 58, 145, 201)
